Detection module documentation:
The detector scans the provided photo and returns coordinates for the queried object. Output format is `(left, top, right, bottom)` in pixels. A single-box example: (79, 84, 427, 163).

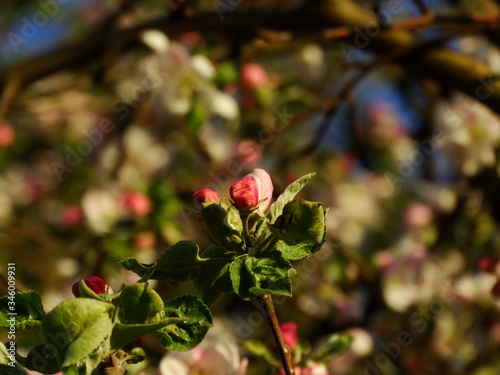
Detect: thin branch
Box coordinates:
(258, 295, 295, 375)
(274, 22, 494, 164)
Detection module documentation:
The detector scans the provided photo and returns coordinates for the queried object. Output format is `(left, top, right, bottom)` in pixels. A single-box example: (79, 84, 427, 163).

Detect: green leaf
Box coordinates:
(116, 283, 164, 324)
(272, 200, 326, 245)
(77, 281, 115, 302)
(266, 172, 316, 225)
(276, 208, 327, 260)
(0, 342, 29, 374)
(156, 296, 213, 351)
(194, 245, 235, 306)
(230, 252, 292, 300)
(277, 241, 323, 260)
(119, 241, 201, 285)
(40, 298, 114, 371)
(0, 291, 45, 331)
(306, 334, 353, 362)
(110, 318, 187, 351)
(200, 204, 243, 253)
(243, 341, 279, 366)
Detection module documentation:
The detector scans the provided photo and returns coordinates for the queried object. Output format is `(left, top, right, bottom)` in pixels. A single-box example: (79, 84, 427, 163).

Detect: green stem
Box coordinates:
(241, 213, 253, 251)
(258, 295, 295, 375)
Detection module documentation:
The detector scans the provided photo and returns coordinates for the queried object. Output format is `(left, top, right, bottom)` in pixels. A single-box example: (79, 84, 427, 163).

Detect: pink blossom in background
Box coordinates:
(159, 325, 248, 375)
(233, 140, 263, 169)
(404, 203, 433, 229)
(59, 205, 84, 230)
(0, 123, 15, 148)
(241, 63, 268, 89)
(133, 231, 156, 250)
(479, 257, 498, 274)
(121, 191, 151, 217)
(280, 322, 299, 350)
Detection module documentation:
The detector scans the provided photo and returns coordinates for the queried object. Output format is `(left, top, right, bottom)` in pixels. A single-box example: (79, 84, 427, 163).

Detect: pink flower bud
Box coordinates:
(122, 191, 151, 217)
(241, 63, 268, 88)
(72, 276, 107, 297)
(230, 169, 274, 212)
(230, 177, 259, 212)
(193, 189, 219, 210)
(280, 322, 298, 350)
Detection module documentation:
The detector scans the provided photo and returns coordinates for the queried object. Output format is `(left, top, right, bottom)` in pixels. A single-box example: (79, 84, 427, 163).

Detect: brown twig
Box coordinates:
(258, 294, 295, 375)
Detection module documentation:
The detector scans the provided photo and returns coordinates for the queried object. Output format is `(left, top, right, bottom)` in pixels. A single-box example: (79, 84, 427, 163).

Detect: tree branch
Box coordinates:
(2, 0, 500, 116)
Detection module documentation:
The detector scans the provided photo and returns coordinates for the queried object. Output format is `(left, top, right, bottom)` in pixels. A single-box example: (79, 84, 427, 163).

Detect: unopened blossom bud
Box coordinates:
(193, 189, 219, 209)
(230, 169, 273, 212)
(230, 177, 259, 212)
(72, 276, 107, 297)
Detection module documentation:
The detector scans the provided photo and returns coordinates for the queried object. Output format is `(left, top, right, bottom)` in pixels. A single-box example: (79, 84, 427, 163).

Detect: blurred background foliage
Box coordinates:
(1, 0, 500, 374)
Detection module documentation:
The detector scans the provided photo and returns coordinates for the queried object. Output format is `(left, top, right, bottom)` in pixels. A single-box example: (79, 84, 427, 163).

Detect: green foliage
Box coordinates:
(193, 245, 234, 305)
(305, 334, 354, 362)
(156, 296, 213, 351)
(0, 291, 45, 331)
(0, 342, 28, 375)
(230, 251, 292, 300)
(119, 241, 202, 285)
(116, 283, 163, 324)
(38, 298, 113, 374)
(200, 203, 244, 253)
(1, 285, 212, 374)
(0, 171, 329, 374)
(272, 200, 325, 245)
(266, 172, 316, 225)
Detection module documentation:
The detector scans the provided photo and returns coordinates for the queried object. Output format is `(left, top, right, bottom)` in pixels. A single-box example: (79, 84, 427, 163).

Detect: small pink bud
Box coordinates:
(280, 322, 298, 350)
(241, 63, 268, 88)
(193, 189, 219, 209)
(72, 276, 107, 297)
(230, 169, 274, 212)
(0, 123, 15, 148)
(122, 191, 151, 217)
